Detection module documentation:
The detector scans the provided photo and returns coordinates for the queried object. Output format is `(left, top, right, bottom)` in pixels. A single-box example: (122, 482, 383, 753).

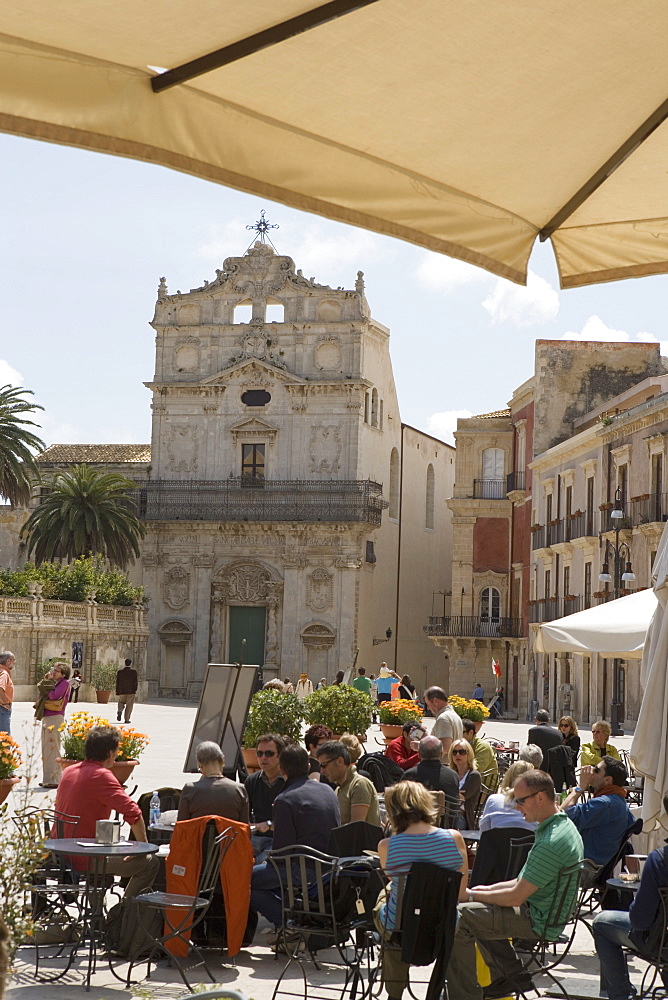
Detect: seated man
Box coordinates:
(243, 732, 286, 860)
(403, 735, 459, 820)
(316, 740, 381, 826)
(593, 792, 668, 1000)
(385, 722, 424, 771)
(561, 756, 633, 866)
(55, 725, 159, 897)
(446, 769, 583, 1000)
(250, 743, 340, 933)
(178, 741, 249, 823)
(462, 718, 499, 790)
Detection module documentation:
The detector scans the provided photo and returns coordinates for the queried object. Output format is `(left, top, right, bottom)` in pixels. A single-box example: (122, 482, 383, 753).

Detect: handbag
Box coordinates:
(44, 697, 65, 712)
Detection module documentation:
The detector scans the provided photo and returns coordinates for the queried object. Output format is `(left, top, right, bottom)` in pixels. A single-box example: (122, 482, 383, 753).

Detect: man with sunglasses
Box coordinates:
(244, 733, 286, 861)
(446, 769, 583, 1000)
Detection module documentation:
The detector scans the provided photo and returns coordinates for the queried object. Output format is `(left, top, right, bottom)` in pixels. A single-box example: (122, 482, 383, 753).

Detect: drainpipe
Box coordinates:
(394, 426, 405, 670)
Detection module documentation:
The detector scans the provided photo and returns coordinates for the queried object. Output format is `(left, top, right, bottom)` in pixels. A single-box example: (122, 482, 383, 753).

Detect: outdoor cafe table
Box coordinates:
(460, 830, 481, 842)
(44, 837, 159, 991)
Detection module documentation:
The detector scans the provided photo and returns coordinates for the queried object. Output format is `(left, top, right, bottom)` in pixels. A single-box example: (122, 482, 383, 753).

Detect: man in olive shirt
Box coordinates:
(446, 769, 583, 1000)
(462, 718, 499, 790)
(316, 740, 381, 826)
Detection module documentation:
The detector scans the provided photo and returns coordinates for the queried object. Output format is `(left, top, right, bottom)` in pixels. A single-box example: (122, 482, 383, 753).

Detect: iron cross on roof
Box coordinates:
(246, 209, 280, 251)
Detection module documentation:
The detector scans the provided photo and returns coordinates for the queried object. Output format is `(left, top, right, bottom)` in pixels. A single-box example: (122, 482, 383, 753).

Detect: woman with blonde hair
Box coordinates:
(478, 760, 538, 832)
(558, 715, 580, 758)
(580, 720, 621, 766)
(375, 781, 468, 998)
(447, 738, 481, 829)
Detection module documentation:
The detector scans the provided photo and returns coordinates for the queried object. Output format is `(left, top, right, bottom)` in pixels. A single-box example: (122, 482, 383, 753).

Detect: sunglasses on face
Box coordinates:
(452, 749, 468, 755)
(256, 749, 277, 758)
(513, 787, 547, 806)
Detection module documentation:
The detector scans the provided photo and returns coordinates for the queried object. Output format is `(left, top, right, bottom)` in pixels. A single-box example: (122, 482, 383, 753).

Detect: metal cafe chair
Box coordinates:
(126, 826, 236, 991)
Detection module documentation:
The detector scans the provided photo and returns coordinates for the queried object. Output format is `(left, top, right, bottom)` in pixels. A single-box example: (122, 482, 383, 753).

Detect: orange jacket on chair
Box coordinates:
(165, 814, 253, 957)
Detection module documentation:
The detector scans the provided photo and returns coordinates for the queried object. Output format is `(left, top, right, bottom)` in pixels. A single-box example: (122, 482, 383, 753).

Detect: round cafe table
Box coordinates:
(44, 838, 158, 992)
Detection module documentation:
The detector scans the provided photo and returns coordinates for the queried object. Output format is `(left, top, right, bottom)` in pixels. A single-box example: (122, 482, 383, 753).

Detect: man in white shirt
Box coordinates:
(424, 686, 463, 754)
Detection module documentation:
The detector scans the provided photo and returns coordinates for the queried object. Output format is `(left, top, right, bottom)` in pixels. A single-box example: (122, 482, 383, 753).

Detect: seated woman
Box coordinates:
(478, 760, 538, 833)
(558, 715, 581, 758)
(580, 720, 621, 767)
(375, 781, 468, 1000)
(177, 741, 249, 823)
(447, 739, 481, 830)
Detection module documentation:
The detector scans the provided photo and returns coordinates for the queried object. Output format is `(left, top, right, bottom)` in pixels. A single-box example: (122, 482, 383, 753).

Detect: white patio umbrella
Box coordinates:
(631, 520, 668, 837)
(534, 589, 657, 659)
(4, 2, 668, 288)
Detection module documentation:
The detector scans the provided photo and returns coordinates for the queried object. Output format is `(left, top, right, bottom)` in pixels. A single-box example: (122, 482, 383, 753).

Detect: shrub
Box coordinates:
(92, 661, 119, 691)
(0, 555, 145, 605)
(303, 685, 374, 736)
(242, 689, 306, 748)
(378, 699, 422, 725)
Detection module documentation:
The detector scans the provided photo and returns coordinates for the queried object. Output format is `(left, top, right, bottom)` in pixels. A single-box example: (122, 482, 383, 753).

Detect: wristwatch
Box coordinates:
(468, 890, 475, 902)
(573, 787, 583, 793)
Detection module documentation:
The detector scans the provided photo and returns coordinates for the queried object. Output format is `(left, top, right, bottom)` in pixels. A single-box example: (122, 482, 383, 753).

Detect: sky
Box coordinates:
(3, 132, 668, 450)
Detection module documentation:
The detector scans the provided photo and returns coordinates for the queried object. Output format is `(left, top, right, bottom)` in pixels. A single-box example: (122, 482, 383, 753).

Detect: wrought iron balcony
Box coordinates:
(132, 478, 388, 525)
(528, 596, 582, 623)
(506, 471, 526, 492)
(531, 511, 600, 550)
(626, 492, 668, 527)
(423, 615, 523, 638)
(473, 479, 507, 500)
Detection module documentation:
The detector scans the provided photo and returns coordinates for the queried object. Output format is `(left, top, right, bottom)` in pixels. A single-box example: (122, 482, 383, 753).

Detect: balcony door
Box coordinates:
(228, 605, 266, 667)
(480, 448, 504, 498)
(480, 587, 500, 622)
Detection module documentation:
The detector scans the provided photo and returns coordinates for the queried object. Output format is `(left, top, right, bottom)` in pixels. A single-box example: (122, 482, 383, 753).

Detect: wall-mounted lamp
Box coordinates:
(373, 627, 393, 646)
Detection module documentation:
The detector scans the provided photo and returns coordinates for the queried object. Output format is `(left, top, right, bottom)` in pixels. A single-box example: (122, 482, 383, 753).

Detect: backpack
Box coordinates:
(105, 896, 163, 959)
(357, 751, 403, 792)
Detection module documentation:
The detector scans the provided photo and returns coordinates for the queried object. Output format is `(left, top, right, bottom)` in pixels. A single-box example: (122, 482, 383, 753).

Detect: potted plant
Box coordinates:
(0, 733, 22, 805)
(58, 711, 150, 784)
(241, 689, 306, 771)
(92, 661, 118, 704)
(303, 685, 374, 740)
(448, 695, 490, 731)
(378, 699, 422, 740)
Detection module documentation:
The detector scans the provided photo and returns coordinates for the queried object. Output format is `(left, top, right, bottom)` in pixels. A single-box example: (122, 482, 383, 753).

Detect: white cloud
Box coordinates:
(482, 269, 559, 327)
(561, 314, 660, 347)
(415, 252, 491, 293)
(426, 409, 473, 445)
(0, 359, 24, 387)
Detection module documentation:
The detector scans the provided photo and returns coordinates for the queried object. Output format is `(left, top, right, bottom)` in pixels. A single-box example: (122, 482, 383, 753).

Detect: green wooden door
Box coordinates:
(228, 605, 266, 666)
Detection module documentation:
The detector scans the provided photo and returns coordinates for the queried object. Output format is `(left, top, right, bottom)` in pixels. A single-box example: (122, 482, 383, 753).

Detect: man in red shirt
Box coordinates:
(55, 725, 158, 897)
(384, 722, 425, 771)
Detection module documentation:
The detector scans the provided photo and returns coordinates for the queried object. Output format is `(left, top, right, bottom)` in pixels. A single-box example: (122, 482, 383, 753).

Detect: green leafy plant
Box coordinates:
(378, 699, 422, 725)
(92, 661, 118, 691)
(303, 685, 374, 736)
(242, 689, 306, 747)
(0, 555, 144, 605)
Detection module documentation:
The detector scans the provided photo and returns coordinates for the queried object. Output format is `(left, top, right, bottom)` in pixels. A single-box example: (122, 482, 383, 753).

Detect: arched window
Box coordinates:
(425, 464, 435, 529)
(233, 300, 253, 324)
(480, 586, 500, 622)
(389, 448, 400, 519)
(371, 388, 379, 426)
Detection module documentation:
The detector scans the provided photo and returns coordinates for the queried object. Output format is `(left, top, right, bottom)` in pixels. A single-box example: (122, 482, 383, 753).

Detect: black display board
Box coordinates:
(183, 662, 259, 773)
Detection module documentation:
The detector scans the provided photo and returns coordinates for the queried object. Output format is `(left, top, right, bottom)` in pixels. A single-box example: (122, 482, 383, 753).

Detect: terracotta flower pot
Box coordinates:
(474, 721, 484, 733)
(96, 690, 111, 704)
(0, 776, 20, 805)
(379, 724, 403, 741)
(57, 757, 139, 786)
(241, 746, 260, 773)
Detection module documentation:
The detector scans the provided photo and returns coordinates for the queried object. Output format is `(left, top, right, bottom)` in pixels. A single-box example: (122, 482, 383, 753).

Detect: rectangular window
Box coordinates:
(565, 484, 573, 540)
(544, 569, 551, 600)
(618, 464, 628, 503)
(584, 562, 592, 609)
(546, 493, 553, 544)
(652, 453, 663, 522)
(586, 477, 595, 535)
(563, 565, 570, 598)
(241, 443, 266, 484)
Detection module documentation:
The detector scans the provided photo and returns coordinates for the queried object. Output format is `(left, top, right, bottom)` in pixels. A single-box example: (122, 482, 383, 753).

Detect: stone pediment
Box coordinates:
(203, 360, 307, 387)
(228, 416, 279, 442)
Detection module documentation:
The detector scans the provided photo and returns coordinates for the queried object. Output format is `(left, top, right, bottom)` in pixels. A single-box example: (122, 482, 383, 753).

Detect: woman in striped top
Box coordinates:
(374, 782, 468, 999)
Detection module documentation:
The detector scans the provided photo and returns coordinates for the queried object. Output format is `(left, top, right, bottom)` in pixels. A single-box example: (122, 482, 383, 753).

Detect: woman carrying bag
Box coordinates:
(37, 663, 71, 788)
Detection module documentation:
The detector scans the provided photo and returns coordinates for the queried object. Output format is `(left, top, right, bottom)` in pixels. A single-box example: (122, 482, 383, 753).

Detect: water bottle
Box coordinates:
(149, 790, 161, 828)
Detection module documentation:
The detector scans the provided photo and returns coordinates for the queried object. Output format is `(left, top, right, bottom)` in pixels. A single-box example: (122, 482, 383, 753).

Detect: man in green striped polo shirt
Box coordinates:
(446, 769, 583, 1000)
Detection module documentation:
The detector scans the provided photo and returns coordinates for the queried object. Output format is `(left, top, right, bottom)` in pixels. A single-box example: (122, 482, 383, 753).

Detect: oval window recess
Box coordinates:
(241, 389, 271, 406)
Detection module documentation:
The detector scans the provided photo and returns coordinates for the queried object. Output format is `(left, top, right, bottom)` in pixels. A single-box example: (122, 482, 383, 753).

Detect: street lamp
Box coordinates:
(599, 487, 636, 735)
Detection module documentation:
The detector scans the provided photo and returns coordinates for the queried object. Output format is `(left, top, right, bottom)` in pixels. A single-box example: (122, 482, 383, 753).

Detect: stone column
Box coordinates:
(264, 581, 283, 671)
(210, 583, 229, 663)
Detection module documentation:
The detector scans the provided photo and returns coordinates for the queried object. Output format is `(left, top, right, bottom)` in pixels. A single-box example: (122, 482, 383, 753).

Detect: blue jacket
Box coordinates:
(565, 791, 633, 865)
(629, 845, 668, 933)
(272, 775, 340, 854)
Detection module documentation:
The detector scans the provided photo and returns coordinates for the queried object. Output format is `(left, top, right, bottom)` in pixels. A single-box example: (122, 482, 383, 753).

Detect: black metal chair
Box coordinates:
(328, 821, 383, 858)
(470, 828, 534, 887)
(126, 825, 236, 990)
(267, 844, 381, 1000)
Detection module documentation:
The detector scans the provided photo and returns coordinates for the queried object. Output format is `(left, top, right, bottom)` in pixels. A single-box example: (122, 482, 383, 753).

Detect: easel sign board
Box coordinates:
(183, 662, 259, 773)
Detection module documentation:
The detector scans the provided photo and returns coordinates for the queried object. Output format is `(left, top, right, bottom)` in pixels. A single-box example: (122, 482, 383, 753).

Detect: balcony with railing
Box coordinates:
(473, 479, 507, 500)
(531, 511, 600, 550)
(528, 596, 582, 623)
(423, 615, 523, 638)
(506, 471, 526, 492)
(131, 478, 388, 525)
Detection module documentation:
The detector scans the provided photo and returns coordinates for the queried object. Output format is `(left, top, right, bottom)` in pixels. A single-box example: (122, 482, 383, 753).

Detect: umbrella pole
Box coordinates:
(611, 657, 623, 736)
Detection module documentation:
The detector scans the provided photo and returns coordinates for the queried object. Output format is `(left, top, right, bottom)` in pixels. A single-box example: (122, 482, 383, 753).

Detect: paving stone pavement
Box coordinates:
(3, 701, 647, 1000)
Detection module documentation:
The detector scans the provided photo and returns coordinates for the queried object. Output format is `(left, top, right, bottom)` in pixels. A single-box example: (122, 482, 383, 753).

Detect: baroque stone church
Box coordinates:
(9, 237, 454, 700)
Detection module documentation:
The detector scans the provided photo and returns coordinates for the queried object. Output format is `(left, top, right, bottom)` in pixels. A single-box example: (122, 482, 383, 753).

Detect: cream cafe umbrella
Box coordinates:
(631, 520, 668, 836)
(4, 1, 668, 288)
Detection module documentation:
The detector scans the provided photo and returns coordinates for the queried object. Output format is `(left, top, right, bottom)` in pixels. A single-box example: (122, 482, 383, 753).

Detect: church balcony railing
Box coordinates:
(423, 615, 523, 638)
(131, 478, 388, 525)
(473, 479, 507, 499)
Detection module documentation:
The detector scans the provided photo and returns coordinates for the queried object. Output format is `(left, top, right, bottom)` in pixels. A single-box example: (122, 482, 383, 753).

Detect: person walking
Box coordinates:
(0, 651, 16, 735)
(40, 662, 71, 788)
(115, 658, 138, 723)
(294, 673, 313, 700)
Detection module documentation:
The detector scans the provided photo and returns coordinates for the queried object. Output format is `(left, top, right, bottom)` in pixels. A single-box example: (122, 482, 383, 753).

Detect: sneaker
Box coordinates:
(483, 973, 535, 998)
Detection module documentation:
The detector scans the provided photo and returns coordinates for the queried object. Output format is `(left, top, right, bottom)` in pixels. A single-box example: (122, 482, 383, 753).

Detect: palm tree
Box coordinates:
(0, 384, 45, 506)
(21, 464, 146, 567)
